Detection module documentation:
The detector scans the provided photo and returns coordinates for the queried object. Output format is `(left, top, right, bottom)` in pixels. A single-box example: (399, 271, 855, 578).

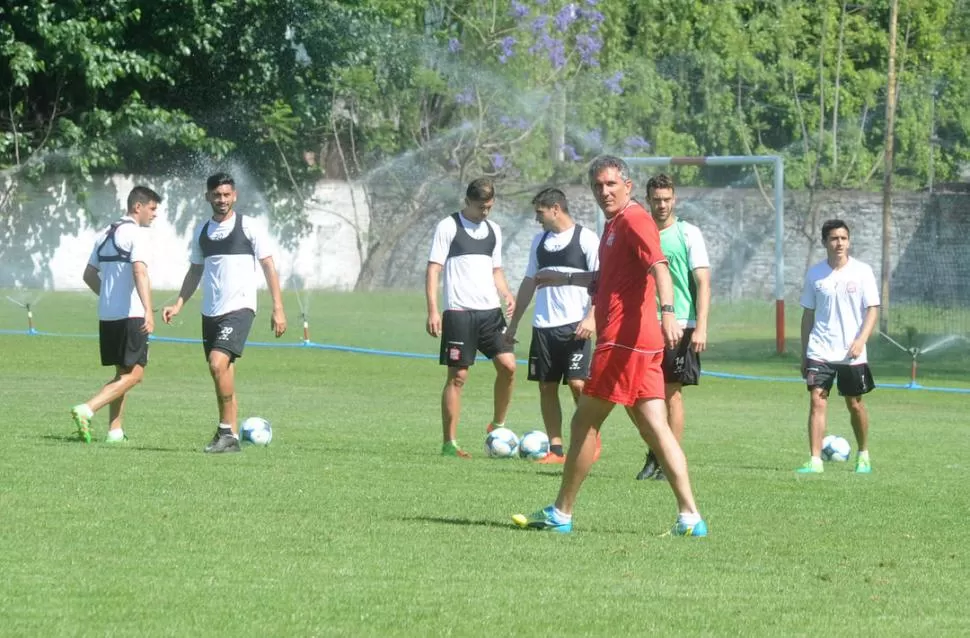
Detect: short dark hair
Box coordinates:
(206, 172, 235, 192)
(821, 219, 850, 241)
(127, 185, 161, 211)
(646, 173, 675, 197)
(531, 187, 569, 213)
(466, 177, 495, 202)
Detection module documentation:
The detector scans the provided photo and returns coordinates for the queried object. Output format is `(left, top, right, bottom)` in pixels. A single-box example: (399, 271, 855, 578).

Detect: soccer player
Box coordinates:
(505, 187, 600, 464)
(636, 174, 711, 481)
(162, 173, 287, 454)
(797, 219, 879, 474)
(512, 156, 707, 536)
(71, 186, 161, 443)
(426, 177, 517, 458)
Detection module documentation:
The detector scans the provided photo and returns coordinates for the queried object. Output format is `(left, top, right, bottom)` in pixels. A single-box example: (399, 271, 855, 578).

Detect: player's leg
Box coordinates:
(441, 365, 470, 456)
(106, 389, 128, 443)
(478, 309, 515, 431)
(512, 394, 613, 532)
(202, 311, 252, 454)
(491, 353, 516, 427)
(528, 326, 566, 459)
(838, 364, 874, 473)
(439, 310, 477, 457)
(797, 361, 835, 473)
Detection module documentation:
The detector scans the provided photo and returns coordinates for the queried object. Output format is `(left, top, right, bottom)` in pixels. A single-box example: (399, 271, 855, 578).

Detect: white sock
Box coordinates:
(811, 455, 823, 464)
(491, 421, 505, 428)
(75, 404, 94, 418)
(219, 423, 239, 439)
(106, 429, 125, 441)
(551, 506, 572, 523)
(677, 512, 702, 526)
(858, 450, 870, 461)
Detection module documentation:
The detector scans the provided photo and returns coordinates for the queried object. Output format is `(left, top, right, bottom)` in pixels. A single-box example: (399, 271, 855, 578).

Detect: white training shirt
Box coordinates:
(428, 213, 503, 311)
(800, 257, 880, 364)
(87, 217, 151, 320)
(524, 225, 600, 328)
(189, 213, 273, 317)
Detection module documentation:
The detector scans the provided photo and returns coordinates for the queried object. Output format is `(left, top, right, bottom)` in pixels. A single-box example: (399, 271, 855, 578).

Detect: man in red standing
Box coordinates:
(512, 155, 707, 536)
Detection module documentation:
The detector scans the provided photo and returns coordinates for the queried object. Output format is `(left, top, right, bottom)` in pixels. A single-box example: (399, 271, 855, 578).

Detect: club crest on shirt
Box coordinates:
(846, 282, 858, 293)
(606, 231, 616, 247)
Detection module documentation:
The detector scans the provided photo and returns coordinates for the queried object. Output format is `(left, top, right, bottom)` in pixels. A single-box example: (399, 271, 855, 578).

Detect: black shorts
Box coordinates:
(805, 360, 875, 396)
(527, 323, 592, 384)
(662, 328, 701, 385)
(202, 309, 255, 362)
(439, 308, 513, 367)
(99, 318, 149, 368)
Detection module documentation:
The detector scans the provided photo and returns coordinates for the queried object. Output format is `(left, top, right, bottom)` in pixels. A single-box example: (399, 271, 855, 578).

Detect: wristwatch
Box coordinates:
(660, 304, 676, 314)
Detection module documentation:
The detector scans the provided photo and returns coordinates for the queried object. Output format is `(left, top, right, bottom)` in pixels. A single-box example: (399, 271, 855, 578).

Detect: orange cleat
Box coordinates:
(536, 451, 565, 464)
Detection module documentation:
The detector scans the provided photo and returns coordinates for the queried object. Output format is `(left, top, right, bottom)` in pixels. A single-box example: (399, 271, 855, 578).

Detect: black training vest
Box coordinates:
(199, 213, 255, 258)
(446, 212, 496, 259)
(536, 224, 588, 270)
(96, 218, 136, 263)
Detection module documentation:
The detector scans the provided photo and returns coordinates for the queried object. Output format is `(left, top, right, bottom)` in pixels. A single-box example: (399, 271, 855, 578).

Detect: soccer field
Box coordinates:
(1, 291, 968, 636)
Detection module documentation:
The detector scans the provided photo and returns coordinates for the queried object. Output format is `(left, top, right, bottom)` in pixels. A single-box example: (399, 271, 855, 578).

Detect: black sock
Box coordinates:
(550, 444, 564, 456)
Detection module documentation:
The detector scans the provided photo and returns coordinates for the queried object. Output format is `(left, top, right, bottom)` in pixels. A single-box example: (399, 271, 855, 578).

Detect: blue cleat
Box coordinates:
(671, 518, 708, 537)
(512, 505, 572, 533)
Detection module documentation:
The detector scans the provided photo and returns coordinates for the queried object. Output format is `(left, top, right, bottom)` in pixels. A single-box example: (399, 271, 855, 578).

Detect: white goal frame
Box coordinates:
(620, 155, 787, 354)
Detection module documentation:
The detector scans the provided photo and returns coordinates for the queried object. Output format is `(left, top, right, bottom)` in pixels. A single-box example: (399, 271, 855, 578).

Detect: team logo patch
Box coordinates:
(449, 347, 461, 361)
(217, 326, 234, 341)
(606, 231, 616, 247)
(846, 282, 858, 293)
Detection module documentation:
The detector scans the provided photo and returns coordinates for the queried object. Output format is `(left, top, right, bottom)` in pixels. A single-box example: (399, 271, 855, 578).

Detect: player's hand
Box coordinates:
(504, 322, 520, 346)
(574, 316, 595, 341)
(661, 314, 683, 351)
(503, 294, 516, 320)
(142, 314, 155, 335)
(847, 339, 864, 359)
(271, 307, 287, 338)
(533, 269, 566, 289)
(691, 327, 707, 353)
(162, 304, 180, 324)
(427, 313, 442, 338)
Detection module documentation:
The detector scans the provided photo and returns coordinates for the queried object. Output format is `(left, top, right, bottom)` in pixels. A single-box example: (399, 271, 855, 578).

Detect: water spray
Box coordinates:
(879, 328, 970, 389)
(5, 295, 39, 335)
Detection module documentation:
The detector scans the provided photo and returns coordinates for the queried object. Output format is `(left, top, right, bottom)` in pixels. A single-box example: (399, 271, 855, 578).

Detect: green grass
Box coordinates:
(2, 291, 969, 636)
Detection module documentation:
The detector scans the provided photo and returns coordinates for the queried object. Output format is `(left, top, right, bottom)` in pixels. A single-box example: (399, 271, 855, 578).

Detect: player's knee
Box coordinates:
(567, 379, 584, 395)
(448, 369, 468, 387)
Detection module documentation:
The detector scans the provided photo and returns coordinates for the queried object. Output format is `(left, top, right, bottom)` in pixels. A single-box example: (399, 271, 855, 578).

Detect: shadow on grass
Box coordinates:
(38, 434, 185, 453)
(402, 515, 511, 530)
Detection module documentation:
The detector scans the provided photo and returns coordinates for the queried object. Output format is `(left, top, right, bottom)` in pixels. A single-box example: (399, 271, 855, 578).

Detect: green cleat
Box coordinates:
(795, 459, 824, 474)
(855, 456, 871, 474)
(71, 404, 93, 444)
(441, 441, 471, 459)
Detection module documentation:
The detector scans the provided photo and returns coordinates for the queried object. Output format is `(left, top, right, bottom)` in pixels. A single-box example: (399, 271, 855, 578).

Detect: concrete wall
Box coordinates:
(3, 173, 968, 307)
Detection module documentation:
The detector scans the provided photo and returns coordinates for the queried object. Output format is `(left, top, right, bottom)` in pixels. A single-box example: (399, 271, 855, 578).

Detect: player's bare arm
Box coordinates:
(493, 267, 515, 319)
(82, 264, 101, 296)
(800, 308, 815, 377)
(132, 261, 154, 334)
(848, 305, 880, 359)
(162, 263, 203, 323)
(691, 266, 711, 353)
(425, 261, 442, 337)
(259, 256, 287, 338)
(533, 268, 595, 289)
(506, 276, 537, 344)
(652, 261, 683, 350)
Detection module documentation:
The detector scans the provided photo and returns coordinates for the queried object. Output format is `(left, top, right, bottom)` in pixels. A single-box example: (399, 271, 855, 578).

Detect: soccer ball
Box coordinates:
(241, 416, 273, 446)
(821, 435, 850, 462)
(518, 430, 550, 460)
(485, 427, 519, 458)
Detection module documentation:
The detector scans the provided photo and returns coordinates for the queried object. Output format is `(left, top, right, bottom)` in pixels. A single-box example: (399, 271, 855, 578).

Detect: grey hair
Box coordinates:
(587, 155, 632, 184)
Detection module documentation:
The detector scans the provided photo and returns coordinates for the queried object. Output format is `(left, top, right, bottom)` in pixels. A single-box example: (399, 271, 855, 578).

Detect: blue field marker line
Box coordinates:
(4, 328, 969, 394)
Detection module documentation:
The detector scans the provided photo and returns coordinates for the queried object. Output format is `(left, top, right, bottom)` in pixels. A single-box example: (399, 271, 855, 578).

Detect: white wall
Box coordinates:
(3, 174, 368, 291)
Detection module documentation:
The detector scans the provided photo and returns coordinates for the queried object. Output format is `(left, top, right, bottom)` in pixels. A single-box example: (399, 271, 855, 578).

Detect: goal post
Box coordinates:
(620, 155, 786, 355)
